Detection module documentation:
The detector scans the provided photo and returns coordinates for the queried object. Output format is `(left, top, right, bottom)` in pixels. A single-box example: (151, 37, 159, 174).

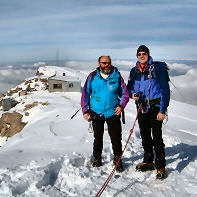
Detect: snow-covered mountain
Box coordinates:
(0, 65, 196, 197)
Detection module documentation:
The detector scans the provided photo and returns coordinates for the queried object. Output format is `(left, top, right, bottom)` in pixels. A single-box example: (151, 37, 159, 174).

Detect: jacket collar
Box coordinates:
(96, 66, 117, 76)
(136, 56, 153, 72)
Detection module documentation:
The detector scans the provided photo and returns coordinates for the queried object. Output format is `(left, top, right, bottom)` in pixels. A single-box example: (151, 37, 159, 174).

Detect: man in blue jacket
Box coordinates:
(127, 45, 170, 179)
(81, 56, 129, 172)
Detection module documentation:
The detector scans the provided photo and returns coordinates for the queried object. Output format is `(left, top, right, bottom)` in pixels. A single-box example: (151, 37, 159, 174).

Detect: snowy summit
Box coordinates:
(0, 65, 196, 197)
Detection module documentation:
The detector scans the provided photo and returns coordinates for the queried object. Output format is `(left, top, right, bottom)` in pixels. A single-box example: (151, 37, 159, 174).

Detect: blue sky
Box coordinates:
(0, 0, 197, 63)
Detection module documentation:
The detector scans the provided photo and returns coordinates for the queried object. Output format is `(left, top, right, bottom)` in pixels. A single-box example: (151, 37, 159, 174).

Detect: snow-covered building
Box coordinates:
(48, 74, 81, 92)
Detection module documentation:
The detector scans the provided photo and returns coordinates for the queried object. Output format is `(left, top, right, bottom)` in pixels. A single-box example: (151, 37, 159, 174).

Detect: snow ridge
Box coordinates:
(0, 66, 196, 197)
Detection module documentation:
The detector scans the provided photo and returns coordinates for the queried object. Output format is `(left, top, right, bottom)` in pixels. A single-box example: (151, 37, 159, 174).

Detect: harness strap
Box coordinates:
(140, 63, 156, 113)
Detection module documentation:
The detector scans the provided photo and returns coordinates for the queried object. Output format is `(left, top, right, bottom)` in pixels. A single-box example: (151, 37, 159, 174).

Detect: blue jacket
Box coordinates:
(127, 56, 170, 113)
(81, 66, 129, 118)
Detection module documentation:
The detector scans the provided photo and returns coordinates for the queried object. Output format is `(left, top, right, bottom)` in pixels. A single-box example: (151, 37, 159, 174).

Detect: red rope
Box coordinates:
(95, 109, 140, 197)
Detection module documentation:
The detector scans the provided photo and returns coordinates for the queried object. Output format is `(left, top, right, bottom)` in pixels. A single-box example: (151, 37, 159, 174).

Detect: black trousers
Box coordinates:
(91, 112, 122, 158)
(138, 106, 166, 170)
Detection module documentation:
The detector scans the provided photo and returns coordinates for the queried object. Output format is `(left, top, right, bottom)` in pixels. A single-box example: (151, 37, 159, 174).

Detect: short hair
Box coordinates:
(98, 56, 111, 63)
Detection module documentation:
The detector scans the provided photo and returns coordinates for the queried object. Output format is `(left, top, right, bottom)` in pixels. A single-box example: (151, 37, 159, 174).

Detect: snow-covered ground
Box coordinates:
(0, 65, 196, 197)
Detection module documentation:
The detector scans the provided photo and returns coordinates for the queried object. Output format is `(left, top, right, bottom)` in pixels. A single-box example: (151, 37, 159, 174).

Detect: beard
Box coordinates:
(100, 67, 111, 74)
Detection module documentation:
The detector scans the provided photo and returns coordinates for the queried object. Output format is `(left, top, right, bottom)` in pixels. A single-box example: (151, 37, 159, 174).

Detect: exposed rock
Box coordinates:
(41, 102, 49, 106)
(24, 79, 33, 85)
(23, 101, 48, 111)
(25, 112, 29, 116)
(24, 102, 38, 111)
(19, 90, 27, 96)
(7, 87, 22, 96)
(23, 77, 48, 92)
(25, 84, 34, 92)
(1, 98, 19, 111)
(0, 112, 27, 137)
(36, 71, 44, 76)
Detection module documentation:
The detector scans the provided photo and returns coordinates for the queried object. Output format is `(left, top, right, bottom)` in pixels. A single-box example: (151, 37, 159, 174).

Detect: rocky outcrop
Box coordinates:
(0, 112, 27, 137)
(24, 102, 39, 111)
(6, 87, 22, 96)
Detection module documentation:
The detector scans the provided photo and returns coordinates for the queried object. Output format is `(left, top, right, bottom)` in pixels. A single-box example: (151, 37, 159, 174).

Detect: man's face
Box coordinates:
(137, 52, 149, 65)
(99, 56, 112, 74)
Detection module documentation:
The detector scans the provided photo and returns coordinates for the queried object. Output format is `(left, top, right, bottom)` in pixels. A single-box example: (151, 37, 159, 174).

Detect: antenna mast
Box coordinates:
(56, 48, 59, 66)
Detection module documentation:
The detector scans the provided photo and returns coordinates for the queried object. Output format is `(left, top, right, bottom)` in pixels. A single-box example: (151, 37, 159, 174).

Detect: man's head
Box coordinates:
(136, 45, 150, 65)
(98, 56, 112, 74)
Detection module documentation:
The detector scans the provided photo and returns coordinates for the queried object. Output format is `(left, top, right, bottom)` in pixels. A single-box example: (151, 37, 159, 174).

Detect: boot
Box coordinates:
(136, 162, 155, 172)
(113, 155, 124, 173)
(92, 156, 102, 167)
(156, 168, 166, 179)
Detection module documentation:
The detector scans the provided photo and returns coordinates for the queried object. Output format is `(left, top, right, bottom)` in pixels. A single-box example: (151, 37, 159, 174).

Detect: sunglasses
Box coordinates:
(137, 52, 147, 56)
(100, 62, 111, 65)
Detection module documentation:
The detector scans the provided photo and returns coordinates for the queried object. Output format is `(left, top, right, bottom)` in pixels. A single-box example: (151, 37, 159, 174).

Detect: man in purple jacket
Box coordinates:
(81, 56, 129, 172)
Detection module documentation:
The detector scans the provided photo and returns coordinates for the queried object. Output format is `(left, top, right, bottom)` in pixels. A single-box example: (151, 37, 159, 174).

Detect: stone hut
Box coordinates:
(48, 74, 81, 93)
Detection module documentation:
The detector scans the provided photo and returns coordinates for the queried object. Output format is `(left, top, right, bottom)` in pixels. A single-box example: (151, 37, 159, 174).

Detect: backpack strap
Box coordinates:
(148, 61, 170, 82)
(90, 69, 97, 82)
(91, 67, 122, 84)
(148, 61, 158, 79)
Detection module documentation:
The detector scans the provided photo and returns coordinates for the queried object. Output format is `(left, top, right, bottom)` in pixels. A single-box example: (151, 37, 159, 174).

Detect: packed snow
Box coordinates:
(0, 65, 196, 197)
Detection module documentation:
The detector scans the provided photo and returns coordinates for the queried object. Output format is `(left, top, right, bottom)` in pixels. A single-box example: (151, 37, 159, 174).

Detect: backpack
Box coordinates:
(148, 61, 170, 82)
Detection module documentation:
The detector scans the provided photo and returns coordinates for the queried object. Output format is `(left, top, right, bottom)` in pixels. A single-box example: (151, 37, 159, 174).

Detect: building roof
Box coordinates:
(48, 75, 80, 82)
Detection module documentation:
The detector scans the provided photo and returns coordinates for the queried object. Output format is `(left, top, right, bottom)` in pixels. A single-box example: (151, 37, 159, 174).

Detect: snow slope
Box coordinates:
(0, 66, 196, 197)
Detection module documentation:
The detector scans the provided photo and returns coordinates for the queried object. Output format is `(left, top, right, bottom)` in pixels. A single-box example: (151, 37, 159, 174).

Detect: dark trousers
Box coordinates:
(91, 113, 122, 158)
(138, 107, 166, 170)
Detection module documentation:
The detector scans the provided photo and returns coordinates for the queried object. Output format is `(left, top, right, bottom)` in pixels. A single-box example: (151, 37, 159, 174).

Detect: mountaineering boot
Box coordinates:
(92, 156, 102, 167)
(156, 168, 166, 180)
(113, 156, 124, 173)
(136, 162, 155, 172)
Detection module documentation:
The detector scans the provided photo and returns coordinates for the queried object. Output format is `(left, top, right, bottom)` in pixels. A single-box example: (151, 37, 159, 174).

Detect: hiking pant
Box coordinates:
(91, 112, 122, 158)
(138, 106, 166, 170)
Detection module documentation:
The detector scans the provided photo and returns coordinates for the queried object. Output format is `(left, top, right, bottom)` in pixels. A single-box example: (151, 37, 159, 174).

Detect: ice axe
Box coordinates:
(71, 107, 81, 119)
(71, 104, 88, 119)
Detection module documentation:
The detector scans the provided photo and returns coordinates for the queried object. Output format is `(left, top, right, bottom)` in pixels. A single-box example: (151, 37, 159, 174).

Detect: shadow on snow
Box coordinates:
(166, 143, 197, 173)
